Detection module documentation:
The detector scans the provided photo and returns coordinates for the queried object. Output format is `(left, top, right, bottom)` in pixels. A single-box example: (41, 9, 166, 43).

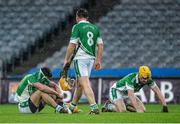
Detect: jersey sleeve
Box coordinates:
(70, 24, 79, 44)
(126, 81, 134, 90)
(27, 76, 37, 85)
(39, 77, 50, 85)
(147, 79, 157, 89)
(43, 79, 50, 85)
(125, 76, 134, 90)
(97, 28, 103, 44)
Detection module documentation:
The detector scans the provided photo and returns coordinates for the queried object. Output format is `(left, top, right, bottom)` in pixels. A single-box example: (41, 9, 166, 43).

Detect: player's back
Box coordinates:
(76, 21, 100, 56)
(78, 22, 99, 42)
(16, 73, 36, 96)
(116, 73, 137, 88)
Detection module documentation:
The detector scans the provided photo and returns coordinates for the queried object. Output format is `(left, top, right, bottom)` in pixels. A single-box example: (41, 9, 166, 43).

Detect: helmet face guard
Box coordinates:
(66, 78, 75, 87)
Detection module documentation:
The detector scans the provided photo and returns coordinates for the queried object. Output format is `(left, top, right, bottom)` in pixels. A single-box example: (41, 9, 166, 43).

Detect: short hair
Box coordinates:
(41, 67, 52, 79)
(76, 8, 89, 18)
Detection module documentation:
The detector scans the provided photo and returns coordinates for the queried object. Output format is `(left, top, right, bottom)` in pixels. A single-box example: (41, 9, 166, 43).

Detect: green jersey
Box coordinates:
(15, 70, 50, 102)
(70, 20, 103, 60)
(111, 73, 156, 95)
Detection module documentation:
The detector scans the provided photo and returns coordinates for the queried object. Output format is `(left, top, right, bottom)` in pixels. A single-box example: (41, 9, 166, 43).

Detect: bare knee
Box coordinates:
(34, 90, 43, 95)
(117, 106, 126, 112)
(78, 77, 90, 87)
(37, 90, 51, 98)
(30, 90, 43, 99)
(142, 106, 146, 112)
(30, 90, 45, 107)
(114, 100, 126, 112)
(122, 107, 127, 112)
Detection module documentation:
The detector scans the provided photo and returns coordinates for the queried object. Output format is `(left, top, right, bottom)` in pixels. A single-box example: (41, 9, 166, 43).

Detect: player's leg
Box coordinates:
(74, 59, 99, 114)
(125, 96, 146, 112)
(30, 90, 56, 108)
(114, 99, 126, 112)
(78, 76, 97, 104)
(102, 100, 114, 112)
(49, 94, 63, 107)
(72, 81, 83, 104)
(124, 98, 136, 112)
(69, 81, 83, 112)
(135, 96, 146, 112)
(50, 94, 72, 114)
(30, 90, 68, 113)
(102, 87, 126, 112)
(78, 76, 99, 114)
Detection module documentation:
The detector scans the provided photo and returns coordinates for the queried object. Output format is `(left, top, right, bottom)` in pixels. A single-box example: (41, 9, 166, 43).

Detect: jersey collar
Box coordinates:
(38, 69, 50, 83)
(136, 74, 139, 84)
(78, 20, 89, 24)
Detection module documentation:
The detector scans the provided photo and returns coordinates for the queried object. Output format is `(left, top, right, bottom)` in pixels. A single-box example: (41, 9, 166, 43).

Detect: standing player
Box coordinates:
(63, 8, 103, 114)
(102, 66, 168, 113)
(15, 67, 70, 114)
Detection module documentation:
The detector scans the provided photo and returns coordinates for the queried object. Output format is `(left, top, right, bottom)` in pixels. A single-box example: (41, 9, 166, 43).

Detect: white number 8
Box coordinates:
(87, 31, 94, 46)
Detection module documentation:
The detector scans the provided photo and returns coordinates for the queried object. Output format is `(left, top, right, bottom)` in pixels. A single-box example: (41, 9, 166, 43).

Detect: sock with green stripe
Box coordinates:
(69, 102, 76, 111)
(55, 105, 63, 112)
(90, 103, 98, 111)
(107, 103, 113, 111)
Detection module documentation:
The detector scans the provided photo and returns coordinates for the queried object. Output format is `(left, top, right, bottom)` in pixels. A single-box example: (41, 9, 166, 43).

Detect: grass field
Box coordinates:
(0, 104, 180, 123)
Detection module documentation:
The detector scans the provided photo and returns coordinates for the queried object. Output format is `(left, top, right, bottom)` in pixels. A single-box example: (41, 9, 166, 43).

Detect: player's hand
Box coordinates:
(61, 60, 70, 79)
(136, 109, 144, 113)
(161, 106, 168, 112)
(63, 59, 68, 68)
(57, 93, 64, 99)
(94, 59, 101, 70)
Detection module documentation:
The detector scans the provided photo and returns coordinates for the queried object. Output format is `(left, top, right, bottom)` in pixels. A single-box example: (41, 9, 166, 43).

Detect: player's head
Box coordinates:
(76, 8, 89, 22)
(41, 67, 52, 80)
(138, 66, 151, 84)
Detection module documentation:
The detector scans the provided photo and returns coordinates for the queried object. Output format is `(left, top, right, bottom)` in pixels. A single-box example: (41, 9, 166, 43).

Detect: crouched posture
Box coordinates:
(102, 66, 168, 113)
(15, 67, 71, 114)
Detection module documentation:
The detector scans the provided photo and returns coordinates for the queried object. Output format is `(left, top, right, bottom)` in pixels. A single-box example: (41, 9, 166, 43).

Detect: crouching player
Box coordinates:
(102, 66, 168, 113)
(15, 67, 71, 114)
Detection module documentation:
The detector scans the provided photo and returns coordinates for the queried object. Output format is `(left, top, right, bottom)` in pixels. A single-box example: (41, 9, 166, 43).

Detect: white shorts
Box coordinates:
(73, 59, 94, 77)
(18, 101, 32, 114)
(109, 84, 128, 102)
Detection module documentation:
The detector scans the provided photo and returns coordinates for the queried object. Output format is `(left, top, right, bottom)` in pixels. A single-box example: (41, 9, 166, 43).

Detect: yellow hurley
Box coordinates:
(67, 103, 82, 113)
(58, 77, 71, 91)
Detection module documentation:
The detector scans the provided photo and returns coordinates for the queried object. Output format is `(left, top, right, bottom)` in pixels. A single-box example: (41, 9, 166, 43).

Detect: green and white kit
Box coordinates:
(70, 20, 103, 77)
(110, 73, 157, 102)
(15, 70, 50, 113)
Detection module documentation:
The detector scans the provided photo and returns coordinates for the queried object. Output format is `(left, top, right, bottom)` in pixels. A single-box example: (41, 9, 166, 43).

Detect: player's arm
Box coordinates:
(49, 81, 63, 97)
(64, 24, 79, 66)
(33, 82, 61, 98)
(94, 29, 103, 70)
(126, 79, 143, 112)
(151, 85, 168, 112)
(128, 89, 142, 112)
(94, 43, 103, 70)
(64, 43, 76, 66)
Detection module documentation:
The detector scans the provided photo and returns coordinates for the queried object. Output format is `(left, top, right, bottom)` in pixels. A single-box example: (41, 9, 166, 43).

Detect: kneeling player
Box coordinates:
(102, 66, 168, 113)
(15, 67, 71, 114)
